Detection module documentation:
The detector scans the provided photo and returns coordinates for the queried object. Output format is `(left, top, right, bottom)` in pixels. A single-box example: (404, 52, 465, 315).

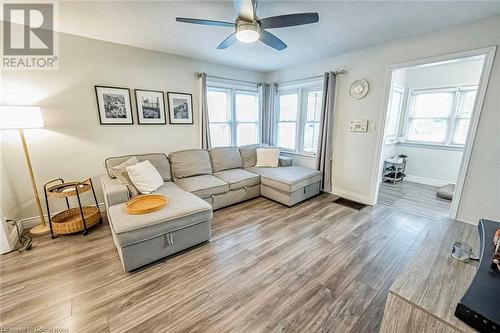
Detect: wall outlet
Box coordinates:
(369, 121, 376, 131)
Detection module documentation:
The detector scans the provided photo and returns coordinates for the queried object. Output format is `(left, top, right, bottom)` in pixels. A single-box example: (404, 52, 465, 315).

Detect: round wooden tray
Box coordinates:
(125, 195, 168, 215)
(51, 206, 100, 234)
(47, 181, 92, 198)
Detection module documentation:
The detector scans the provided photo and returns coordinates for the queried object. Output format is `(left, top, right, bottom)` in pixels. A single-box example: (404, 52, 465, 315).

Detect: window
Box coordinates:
(276, 93, 298, 150)
(303, 91, 322, 153)
(453, 89, 476, 145)
(403, 86, 477, 146)
(207, 85, 260, 147)
(235, 91, 259, 146)
(275, 82, 323, 155)
(207, 88, 231, 147)
(384, 85, 404, 143)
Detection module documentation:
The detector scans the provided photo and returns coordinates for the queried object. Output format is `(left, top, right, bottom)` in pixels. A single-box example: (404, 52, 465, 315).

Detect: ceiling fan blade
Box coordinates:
(217, 33, 238, 49)
(176, 17, 235, 28)
(259, 29, 287, 51)
(232, 0, 255, 21)
(259, 13, 319, 29)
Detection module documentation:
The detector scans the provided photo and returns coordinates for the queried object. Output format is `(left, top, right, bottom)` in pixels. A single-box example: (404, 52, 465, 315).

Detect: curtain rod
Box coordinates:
(196, 69, 345, 86)
(196, 72, 259, 85)
(277, 70, 346, 85)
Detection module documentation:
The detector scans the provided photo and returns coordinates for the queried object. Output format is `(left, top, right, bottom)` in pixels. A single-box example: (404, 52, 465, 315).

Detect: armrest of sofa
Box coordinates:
(279, 155, 293, 167)
(100, 175, 130, 207)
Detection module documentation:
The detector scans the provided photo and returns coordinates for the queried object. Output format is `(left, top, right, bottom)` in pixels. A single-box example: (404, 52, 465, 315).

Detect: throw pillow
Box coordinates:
(126, 160, 164, 194)
(111, 156, 140, 197)
(255, 148, 280, 168)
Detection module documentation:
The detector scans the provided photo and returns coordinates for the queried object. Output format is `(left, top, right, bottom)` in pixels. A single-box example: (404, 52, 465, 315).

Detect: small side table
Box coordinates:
(44, 178, 101, 238)
(383, 156, 407, 184)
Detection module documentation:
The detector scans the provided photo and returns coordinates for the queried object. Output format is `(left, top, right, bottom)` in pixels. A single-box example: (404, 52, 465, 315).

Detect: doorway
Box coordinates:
(373, 47, 496, 220)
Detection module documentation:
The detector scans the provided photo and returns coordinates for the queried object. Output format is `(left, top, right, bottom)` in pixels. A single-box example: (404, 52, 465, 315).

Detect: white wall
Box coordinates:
(0, 150, 19, 221)
(267, 15, 500, 224)
(395, 146, 462, 186)
(404, 58, 484, 89)
(0, 31, 265, 221)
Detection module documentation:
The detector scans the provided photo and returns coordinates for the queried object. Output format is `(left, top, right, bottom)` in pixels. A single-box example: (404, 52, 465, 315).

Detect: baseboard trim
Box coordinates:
(404, 175, 453, 187)
(20, 203, 107, 232)
(331, 187, 371, 205)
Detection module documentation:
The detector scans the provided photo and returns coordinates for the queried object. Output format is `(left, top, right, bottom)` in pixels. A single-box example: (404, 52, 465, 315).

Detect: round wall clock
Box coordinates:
(349, 79, 369, 99)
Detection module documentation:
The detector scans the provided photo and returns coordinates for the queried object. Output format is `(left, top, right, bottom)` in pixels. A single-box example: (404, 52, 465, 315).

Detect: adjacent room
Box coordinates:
(378, 55, 486, 220)
(1, 1, 499, 332)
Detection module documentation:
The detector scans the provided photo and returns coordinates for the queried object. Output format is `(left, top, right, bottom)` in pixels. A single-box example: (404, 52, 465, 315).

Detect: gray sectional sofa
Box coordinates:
(101, 144, 321, 271)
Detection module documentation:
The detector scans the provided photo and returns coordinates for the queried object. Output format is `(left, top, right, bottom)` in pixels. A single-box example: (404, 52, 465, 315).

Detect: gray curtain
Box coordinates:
(260, 82, 277, 145)
(198, 72, 211, 149)
(316, 72, 337, 192)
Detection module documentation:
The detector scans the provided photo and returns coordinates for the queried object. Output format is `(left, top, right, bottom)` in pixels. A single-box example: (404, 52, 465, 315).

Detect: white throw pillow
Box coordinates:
(126, 160, 164, 194)
(255, 148, 280, 168)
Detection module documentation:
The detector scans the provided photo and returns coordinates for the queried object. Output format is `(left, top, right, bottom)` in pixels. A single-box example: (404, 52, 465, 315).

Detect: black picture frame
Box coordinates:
(134, 89, 167, 125)
(167, 92, 194, 125)
(95, 85, 133, 125)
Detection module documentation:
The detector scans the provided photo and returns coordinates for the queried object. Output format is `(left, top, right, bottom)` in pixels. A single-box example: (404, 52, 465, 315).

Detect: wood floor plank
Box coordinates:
(0, 193, 445, 332)
(378, 181, 451, 219)
(349, 218, 433, 333)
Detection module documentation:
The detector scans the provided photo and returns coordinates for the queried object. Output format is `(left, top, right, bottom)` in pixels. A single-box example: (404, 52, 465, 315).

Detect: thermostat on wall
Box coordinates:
(349, 120, 368, 132)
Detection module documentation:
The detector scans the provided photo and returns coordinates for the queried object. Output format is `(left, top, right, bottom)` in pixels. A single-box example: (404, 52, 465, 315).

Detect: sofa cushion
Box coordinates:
(101, 175, 130, 207)
(108, 182, 212, 247)
(174, 175, 229, 198)
(105, 153, 171, 182)
(214, 169, 260, 190)
(126, 160, 164, 194)
(110, 156, 140, 197)
(255, 148, 280, 168)
(209, 147, 243, 172)
(169, 149, 212, 179)
(239, 144, 262, 168)
(247, 166, 322, 193)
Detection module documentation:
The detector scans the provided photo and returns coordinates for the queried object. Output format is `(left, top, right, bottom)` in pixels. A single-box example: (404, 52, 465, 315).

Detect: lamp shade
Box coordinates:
(0, 106, 44, 129)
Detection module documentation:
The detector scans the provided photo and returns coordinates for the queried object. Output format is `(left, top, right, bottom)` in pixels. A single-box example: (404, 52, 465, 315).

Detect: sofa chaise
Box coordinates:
(101, 145, 321, 271)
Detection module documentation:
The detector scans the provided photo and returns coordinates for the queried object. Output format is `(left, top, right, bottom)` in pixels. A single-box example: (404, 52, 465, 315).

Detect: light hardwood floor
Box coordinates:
(0, 194, 434, 332)
(378, 181, 451, 219)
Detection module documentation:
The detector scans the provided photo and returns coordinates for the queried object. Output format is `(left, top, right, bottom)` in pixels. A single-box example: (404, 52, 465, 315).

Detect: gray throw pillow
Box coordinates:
(111, 156, 140, 198)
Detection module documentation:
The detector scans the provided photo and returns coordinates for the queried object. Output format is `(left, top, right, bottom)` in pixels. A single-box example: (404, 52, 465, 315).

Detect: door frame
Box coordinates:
(370, 46, 496, 221)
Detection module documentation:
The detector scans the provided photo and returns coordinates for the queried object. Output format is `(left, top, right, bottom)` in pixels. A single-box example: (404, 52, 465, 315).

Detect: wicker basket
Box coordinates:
(51, 206, 100, 234)
(46, 181, 92, 198)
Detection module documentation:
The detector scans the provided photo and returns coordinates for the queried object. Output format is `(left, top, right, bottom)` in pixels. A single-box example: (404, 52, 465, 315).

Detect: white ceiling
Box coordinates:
(57, 1, 500, 73)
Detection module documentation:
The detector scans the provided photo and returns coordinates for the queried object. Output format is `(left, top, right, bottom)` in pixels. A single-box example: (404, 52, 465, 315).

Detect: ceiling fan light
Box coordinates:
(235, 23, 259, 43)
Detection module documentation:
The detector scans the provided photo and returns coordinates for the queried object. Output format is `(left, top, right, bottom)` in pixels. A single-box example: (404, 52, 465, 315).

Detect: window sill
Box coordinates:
(384, 139, 397, 145)
(397, 141, 464, 151)
(280, 151, 317, 159)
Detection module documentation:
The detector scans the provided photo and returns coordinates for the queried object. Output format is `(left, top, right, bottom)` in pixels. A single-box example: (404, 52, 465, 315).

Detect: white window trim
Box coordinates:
(399, 84, 477, 148)
(384, 84, 405, 145)
(274, 81, 323, 156)
(207, 82, 260, 146)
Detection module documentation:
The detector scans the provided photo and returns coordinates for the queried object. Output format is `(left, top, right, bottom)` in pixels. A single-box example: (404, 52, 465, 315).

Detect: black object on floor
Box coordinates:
(455, 219, 500, 333)
(333, 197, 366, 210)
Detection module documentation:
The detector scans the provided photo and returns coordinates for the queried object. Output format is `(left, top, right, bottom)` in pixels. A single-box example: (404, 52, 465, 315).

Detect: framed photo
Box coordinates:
(134, 89, 166, 124)
(167, 92, 193, 124)
(95, 86, 133, 125)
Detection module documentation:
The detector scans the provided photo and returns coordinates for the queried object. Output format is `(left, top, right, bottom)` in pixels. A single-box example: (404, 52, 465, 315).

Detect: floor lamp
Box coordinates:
(0, 106, 49, 235)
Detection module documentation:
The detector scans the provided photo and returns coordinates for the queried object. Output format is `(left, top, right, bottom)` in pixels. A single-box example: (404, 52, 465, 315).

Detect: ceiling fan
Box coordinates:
(175, 0, 319, 51)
